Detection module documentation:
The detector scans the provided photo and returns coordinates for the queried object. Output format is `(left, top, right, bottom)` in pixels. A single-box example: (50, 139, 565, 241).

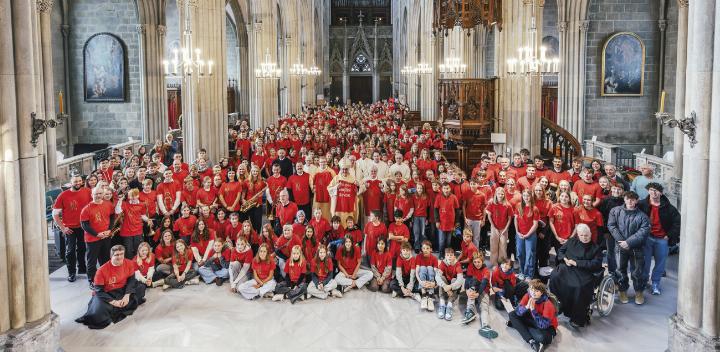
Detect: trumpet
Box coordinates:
(240, 185, 268, 213)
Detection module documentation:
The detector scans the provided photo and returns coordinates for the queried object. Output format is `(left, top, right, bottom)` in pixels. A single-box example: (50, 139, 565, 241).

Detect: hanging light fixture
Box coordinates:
(255, 49, 281, 79)
(163, 0, 213, 78)
(506, 1, 559, 77)
(439, 49, 467, 77)
(401, 63, 433, 76)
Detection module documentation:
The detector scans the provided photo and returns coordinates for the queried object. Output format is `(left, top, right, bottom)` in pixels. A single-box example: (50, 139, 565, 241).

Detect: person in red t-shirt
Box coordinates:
(572, 168, 603, 207)
(115, 189, 152, 259)
(197, 240, 231, 285)
(311, 157, 336, 220)
(219, 170, 244, 213)
(228, 236, 254, 292)
(573, 195, 604, 243)
(391, 243, 417, 299)
(514, 189, 539, 280)
(156, 170, 181, 217)
(415, 240, 439, 311)
(458, 230, 479, 266)
(436, 248, 464, 321)
(80, 186, 114, 285)
(274, 245, 309, 303)
(507, 280, 558, 349)
(434, 183, 460, 259)
(308, 207, 331, 242)
(368, 238, 393, 293)
(411, 183, 431, 251)
(173, 206, 197, 244)
(485, 187, 513, 266)
(154, 229, 175, 278)
(388, 210, 411, 259)
(549, 191, 576, 255)
(275, 189, 299, 232)
(462, 252, 497, 339)
(133, 242, 159, 287)
(335, 235, 373, 291)
(463, 178, 487, 249)
(306, 245, 343, 299)
(237, 243, 277, 299)
(288, 161, 312, 219)
(75, 245, 146, 329)
(363, 211, 387, 262)
(190, 219, 216, 267)
(53, 175, 92, 281)
(163, 239, 201, 289)
(274, 224, 302, 274)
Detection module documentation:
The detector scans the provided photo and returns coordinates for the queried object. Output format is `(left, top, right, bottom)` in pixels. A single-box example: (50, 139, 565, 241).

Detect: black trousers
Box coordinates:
(508, 310, 555, 345)
(536, 229, 561, 268)
(246, 206, 263, 234)
(65, 227, 86, 276)
(86, 238, 111, 283)
(121, 235, 143, 259)
(76, 285, 146, 329)
(616, 247, 645, 292)
(390, 275, 418, 295)
(53, 227, 66, 261)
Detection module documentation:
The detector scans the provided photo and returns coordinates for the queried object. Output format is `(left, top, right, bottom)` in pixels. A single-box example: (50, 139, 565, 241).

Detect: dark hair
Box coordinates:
(645, 182, 664, 193)
(341, 234, 355, 258)
(314, 244, 330, 274)
(624, 191, 640, 200)
(393, 209, 404, 219)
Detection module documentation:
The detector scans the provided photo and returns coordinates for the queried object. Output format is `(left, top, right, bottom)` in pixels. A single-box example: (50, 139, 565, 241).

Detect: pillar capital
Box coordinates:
(36, 0, 54, 13)
(658, 19, 668, 31)
(136, 24, 147, 35)
(677, 0, 688, 8)
(157, 25, 166, 36)
(579, 20, 590, 32)
(558, 21, 568, 33)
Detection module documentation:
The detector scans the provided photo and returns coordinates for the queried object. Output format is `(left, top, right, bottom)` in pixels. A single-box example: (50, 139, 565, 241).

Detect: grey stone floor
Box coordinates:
(50, 255, 678, 352)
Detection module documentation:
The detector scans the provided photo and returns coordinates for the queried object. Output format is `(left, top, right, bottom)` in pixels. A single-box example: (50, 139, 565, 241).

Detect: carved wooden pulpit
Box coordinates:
(438, 78, 497, 171)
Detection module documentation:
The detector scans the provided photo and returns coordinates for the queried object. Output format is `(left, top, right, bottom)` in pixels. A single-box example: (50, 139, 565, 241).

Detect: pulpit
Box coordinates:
(438, 78, 497, 171)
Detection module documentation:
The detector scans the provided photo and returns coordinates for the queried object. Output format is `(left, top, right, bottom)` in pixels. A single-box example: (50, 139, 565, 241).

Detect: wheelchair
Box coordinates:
(589, 270, 616, 318)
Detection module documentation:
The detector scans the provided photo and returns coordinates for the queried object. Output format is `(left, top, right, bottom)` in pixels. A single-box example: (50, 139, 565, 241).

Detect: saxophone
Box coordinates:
(240, 185, 268, 212)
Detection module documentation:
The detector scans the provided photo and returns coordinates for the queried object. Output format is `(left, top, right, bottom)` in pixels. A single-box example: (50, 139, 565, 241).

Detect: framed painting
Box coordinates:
(601, 32, 645, 96)
(84, 33, 126, 102)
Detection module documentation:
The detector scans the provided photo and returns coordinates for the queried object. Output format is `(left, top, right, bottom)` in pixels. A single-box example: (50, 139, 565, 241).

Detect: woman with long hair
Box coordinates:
(237, 243, 277, 300)
(485, 187, 513, 266)
(514, 189, 539, 280)
(163, 239, 200, 289)
(190, 219, 215, 268)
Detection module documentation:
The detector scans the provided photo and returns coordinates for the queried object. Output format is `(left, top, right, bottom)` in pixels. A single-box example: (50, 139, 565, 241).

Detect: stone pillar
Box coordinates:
(38, 0, 57, 180)
(180, 0, 228, 162)
(137, 0, 169, 144)
(60, 21, 72, 155)
(669, 0, 720, 350)
(251, 2, 280, 127)
(238, 37, 250, 117)
(372, 21, 379, 102)
(286, 35, 302, 114)
(497, 0, 543, 155)
(671, 0, 689, 210)
(0, 0, 59, 349)
(556, 0, 590, 140)
(342, 23, 349, 104)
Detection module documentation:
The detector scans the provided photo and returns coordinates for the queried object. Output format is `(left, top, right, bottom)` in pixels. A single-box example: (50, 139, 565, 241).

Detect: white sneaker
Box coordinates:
(427, 298, 435, 312)
(413, 293, 422, 302)
(420, 297, 428, 310)
(391, 291, 398, 298)
(188, 277, 200, 285)
(272, 294, 284, 301)
(331, 289, 343, 298)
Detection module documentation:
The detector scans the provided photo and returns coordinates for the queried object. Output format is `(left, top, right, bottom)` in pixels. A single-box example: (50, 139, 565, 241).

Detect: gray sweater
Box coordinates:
(607, 206, 650, 249)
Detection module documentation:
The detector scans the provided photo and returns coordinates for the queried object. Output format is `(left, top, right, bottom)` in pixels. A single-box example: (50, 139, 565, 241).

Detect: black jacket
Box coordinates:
(638, 195, 681, 246)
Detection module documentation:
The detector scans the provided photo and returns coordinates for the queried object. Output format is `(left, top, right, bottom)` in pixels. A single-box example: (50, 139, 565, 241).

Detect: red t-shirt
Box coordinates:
(134, 254, 155, 277)
(172, 248, 194, 269)
(547, 169, 571, 186)
(80, 202, 112, 243)
(466, 264, 490, 292)
(301, 237, 319, 261)
(363, 179, 384, 216)
(308, 218, 331, 242)
(312, 258, 334, 281)
(514, 205, 540, 235)
(173, 215, 197, 238)
(220, 181, 244, 211)
(288, 173, 311, 206)
(284, 259, 307, 282)
(335, 180, 357, 213)
(156, 181, 181, 212)
(650, 205, 667, 238)
(438, 260, 462, 282)
(549, 204, 575, 239)
(415, 253, 438, 268)
(363, 222, 387, 257)
(573, 181, 603, 201)
(190, 230, 216, 256)
(119, 202, 147, 237)
(396, 255, 416, 277)
(267, 175, 288, 202)
(388, 223, 410, 258)
(573, 206, 604, 243)
(275, 234, 301, 258)
(181, 188, 198, 208)
(230, 247, 254, 264)
(313, 170, 335, 203)
(434, 194, 459, 231)
(196, 188, 218, 207)
(139, 190, 157, 217)
(252, 259, 276, 279)
(491, 266, 517, 287)
(413, 194, 430, 217)
(276, 202, 299, 226)
(460, 240, 479, 260)
(371, 250, 393, 274)
(94, 259, 136, 292)
(154, 244, 174, 264)
(463, 190, 487, 221)
(486, 202, 513, 230)
(223, 222, 242, 243)
(394, 196, 414, 219)
(335, 246, 361, 273)
(53, 188, 92, 228)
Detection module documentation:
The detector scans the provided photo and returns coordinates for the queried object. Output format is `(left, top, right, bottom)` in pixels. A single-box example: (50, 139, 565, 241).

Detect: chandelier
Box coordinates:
(439, 50, 467, 76)
(289, 60, 322, 77)
(255, 49, 281, 79)
(506, 2, 559, 77)
(400, 63, 433, 76)
(432, 0, 504, 37)
(163, 0, 213, 77)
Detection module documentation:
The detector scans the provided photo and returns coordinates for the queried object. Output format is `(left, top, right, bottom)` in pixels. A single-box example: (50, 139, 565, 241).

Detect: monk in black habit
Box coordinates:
(75, 245, 146, 329)
(549, 224, 603, 328)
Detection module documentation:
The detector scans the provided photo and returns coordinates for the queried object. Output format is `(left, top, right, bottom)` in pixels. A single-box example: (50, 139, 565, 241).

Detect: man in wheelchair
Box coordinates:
(549, 224, 604, 328)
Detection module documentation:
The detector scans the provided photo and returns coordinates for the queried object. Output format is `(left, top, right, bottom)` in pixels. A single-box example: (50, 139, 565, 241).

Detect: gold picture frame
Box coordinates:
(601, 32, 645, 97)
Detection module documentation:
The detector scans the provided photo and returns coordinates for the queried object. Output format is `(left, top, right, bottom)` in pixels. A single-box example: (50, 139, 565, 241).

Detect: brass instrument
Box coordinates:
(240, 185, 268, 212)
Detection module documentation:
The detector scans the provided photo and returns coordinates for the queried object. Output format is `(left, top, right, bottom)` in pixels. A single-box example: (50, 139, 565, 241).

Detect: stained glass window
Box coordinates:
(351, 53, 372, 72)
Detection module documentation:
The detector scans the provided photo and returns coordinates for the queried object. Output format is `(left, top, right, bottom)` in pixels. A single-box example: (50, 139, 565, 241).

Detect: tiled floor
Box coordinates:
(51, 256, 678, 352)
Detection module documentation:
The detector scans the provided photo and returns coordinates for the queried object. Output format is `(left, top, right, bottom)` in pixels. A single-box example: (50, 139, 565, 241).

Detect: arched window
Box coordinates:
(350, 53, 372, 72)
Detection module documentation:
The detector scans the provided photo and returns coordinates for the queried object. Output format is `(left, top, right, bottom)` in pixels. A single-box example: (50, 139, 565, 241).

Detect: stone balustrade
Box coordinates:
(54, 139, 143, 186)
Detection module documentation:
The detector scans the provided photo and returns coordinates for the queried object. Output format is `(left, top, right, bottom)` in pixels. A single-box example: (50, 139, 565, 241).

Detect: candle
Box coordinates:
(58, 91, 64, 114)
(163, 60, 169, 75)
(207, 60, 214, 75)
(660, 90, 666, 113)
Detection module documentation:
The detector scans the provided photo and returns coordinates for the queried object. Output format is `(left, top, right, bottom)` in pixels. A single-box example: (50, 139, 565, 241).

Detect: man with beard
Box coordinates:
(53, 175, 93, 282)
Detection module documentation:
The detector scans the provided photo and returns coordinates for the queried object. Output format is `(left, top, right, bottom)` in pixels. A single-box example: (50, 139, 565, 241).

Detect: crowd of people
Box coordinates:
(52, 99, 680, 351)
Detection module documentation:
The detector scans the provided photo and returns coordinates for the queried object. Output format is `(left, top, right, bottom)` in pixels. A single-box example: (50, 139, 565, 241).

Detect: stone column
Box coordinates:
(136, 0, 169, 144)
(342, 23, 349, 103)
(556, 0, 590, 140)
(669, 0, 720, 350)
(60, 21, 72, 155)
(238, 37, 250, 117)
(497, 0, 543, 155)
(0, 0, 59, 349)
(250, 1, 280, 127)
(372, 20, 379, 102)
(37, 0, 57, 180)
(180, 0, 228, 162)
(671, 0, 689, 209)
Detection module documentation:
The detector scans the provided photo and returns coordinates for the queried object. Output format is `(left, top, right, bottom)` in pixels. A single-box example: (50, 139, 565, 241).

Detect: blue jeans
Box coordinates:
(643, 236, 668, 286)
(417, 266, 435, 296)
(413, 216, 426, 250)
(198, 266, 229, 284)
(438, 229, 451, 259)
(516, 232, 537, 278)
